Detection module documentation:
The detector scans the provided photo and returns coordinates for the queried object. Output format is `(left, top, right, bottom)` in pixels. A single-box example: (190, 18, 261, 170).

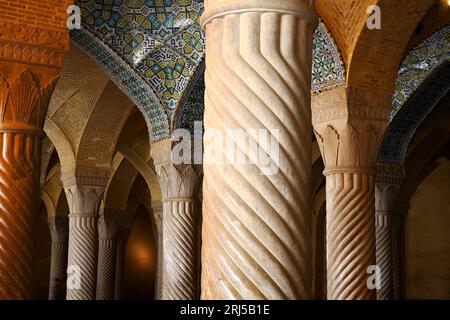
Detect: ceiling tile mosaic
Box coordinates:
(392, 26, 450, 119)
(311, 21, 346, 93)
(79, 0, 205, 120)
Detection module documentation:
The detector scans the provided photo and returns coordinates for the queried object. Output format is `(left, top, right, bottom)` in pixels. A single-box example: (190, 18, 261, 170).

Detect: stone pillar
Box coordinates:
(375, 163, 404, 300)
(0, 71, 59, 299)
(200, 0, 318, 300)
(48, 216, 69, 300)
(152, 202, 164, 300)
(314, 115, 387, 300)
(64, 182, 105, 300)
(0, 8, 68, 301)
(153, 159, 201, 300)
(96, 214, 119, 300)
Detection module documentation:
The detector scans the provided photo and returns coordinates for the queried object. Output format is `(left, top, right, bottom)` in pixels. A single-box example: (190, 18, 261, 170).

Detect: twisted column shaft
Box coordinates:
(66, 214, 98, 300)
(375, 210, 391, 300)
(96, 216, 119, 300)
(325, 172, 376, 299)
(64, 184, 104, 300)
(163, 198, 197, 299)
(0, 70, 57, 299)
(48, 217, 69, 300)
(200, 0, 317, 300)
(152, 158, 201, 300)
(0, 132, 41, 299)
(374, 164, 404, 300)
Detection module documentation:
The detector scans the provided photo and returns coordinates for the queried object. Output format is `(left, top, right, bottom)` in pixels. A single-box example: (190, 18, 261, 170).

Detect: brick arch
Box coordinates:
(345, 0, 435, 91)
(45, 46, 138, 183)
(101, 154, 139, 219)
(71, 29, 169, 141)
(317, 0, 435, 92)
(41, 163, 64, 218)
(45, 46, 108, 176)
(73, 80, 134, 180)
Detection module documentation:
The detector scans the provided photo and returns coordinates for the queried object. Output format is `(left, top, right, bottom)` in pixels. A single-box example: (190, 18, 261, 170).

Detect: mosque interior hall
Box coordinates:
(0, 0, 449, 300)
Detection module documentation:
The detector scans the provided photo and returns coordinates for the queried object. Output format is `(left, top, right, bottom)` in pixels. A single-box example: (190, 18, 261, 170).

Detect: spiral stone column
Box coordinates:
(96, 214, 119, 300)
(152, 155, 201, 300)
(0, 5, 69, 301)
(0, 68, 59, 299)
(64, 182, 105, 300)
(200, 0, 318, 300)
(313, 105, 390, 299)
(152, 202, 164, 300)
(374, 163, 404, 300)
(48, 216, 69, 300)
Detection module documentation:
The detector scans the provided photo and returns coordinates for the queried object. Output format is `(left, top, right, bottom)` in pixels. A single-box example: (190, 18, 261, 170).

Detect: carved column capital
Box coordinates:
(312, 86, 392, 124)
(0, 70, 58, 131)
(375, 164, 405, 215)
(48, 216, 69, 244)
(155, 163, 201, 201)
(314, 119, 384, 173)
(64, 184, 106, 217)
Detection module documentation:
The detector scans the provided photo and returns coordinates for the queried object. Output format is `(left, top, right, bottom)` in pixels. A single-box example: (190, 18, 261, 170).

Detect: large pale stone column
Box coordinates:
(200, 0, 318, 299)
(153, 159, 201, 300)
(375, 163, 404, 300)
(152, 202, 164, 300)
(96, 214, 120, 300)
(64, 181, 105, 300)
(48, 216, 69, 300)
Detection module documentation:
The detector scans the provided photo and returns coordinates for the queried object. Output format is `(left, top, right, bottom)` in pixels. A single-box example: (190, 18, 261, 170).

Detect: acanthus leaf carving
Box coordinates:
(314, 120, 384, 172)
(64, 184, 105, 216)
(155, 163, 201, 200)
(0, 70, 58, 128)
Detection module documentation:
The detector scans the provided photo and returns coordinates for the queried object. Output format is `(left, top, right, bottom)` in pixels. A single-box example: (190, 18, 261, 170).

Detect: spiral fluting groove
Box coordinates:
(96, 239, 116, 300)
(375, 212, 392, 300)
(201, 7, 317, 299)
(162, 200, 197, 300)
(49, 241, 68, 299)
(66, 215, 98, 300)
(326, 173, 376, 300)
(0, 132, 40, 299)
